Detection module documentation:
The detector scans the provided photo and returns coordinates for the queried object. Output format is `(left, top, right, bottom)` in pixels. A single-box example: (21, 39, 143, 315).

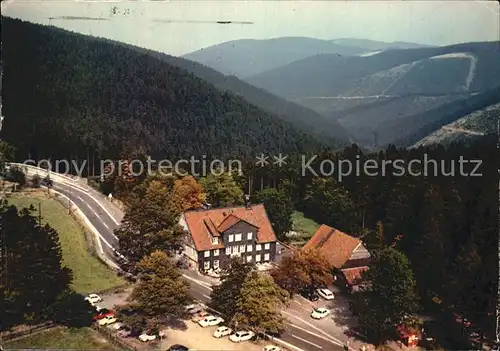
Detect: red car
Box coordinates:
(93, 307, 114, 321)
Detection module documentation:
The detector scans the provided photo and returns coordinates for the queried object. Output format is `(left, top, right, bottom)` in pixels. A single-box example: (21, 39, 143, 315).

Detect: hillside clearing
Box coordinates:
(291, 211, 320, 237)
(4, 327, 114, 349)
(7, 192, 125, 294)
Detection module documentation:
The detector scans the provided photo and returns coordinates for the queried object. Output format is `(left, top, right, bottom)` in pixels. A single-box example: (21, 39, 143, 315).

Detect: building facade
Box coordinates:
(179, 204, 278, 272)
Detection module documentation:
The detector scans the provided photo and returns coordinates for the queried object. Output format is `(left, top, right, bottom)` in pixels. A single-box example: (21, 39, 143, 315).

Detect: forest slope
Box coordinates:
(1, 17, 331, 163)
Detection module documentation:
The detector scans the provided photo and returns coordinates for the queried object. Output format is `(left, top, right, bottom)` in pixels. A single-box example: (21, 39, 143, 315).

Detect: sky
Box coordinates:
(2, 1, 499, 56)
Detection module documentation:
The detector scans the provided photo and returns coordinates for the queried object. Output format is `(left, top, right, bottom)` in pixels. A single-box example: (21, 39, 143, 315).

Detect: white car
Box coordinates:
(264, 346, 282, 351)
(198, 316, 224, 327)
(84, 293, 102, 305)
(111, 322, 124, 330)
(229, 331, 255, 342)
(185, 304, 204, 314)
(316, 288, 335, 300)
(311, 307, 330, 319)
(213, 326, 232, 338)
(138, 333, 157, 342)
(98, 315, 117, 326)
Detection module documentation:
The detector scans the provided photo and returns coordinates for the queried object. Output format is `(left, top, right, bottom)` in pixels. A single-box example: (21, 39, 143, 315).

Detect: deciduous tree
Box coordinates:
(115, 176, 187, 262)
(200, 170, 244, 207)
(210, 257, 254, 318)
(130, 251, 192, 319)
(253, 188, 293, 242)
(353, 248, 419, 344)
(271, 248, 333, 296)
(171, 175, 206, 212)
(232, 271, 289, 336)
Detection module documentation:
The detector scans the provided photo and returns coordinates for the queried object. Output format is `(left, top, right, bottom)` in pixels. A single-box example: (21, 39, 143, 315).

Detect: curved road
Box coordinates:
(21, 167, 348, 351)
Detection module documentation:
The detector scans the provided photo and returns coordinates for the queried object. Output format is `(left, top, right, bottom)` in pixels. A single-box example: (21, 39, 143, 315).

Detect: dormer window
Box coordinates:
(212, 237, 219, 245)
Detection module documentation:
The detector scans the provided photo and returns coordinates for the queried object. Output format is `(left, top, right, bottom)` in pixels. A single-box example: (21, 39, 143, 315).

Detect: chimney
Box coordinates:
(244, 194, 250, 209)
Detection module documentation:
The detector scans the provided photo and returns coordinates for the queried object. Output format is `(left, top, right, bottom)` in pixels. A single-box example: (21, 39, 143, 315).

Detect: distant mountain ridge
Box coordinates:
(244, 41, 500, 148)
(182, 37, 429, 78)
(330, 38, 433, 51)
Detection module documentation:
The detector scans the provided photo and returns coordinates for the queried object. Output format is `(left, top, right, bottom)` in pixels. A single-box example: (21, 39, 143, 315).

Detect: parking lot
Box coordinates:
(160, 322, 273, 351)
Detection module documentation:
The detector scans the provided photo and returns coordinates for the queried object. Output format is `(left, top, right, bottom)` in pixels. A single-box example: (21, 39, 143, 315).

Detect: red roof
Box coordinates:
(183, 204, 277, 251)
(303, 224, 362, 268)
(341, 266, 369, 286)
(217, 214, 244, 232)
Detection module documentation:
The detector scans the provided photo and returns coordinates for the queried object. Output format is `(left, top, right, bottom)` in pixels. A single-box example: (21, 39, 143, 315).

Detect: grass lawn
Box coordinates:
(7, 192, 125, 294)
(4, 327, 114, 349)
(292, 211, 320, 237)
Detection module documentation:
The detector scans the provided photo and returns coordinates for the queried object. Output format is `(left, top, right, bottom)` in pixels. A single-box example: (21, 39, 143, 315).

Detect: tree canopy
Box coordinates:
(210, 257, 288, 336)
(130, 251, 192, 321)
(115, 175, 189, 262)
(199, 170, 245, 208)
(1, 200, 73, 330)
(253, 187, 294, 242)
(353, 248, 420, 343)
(232, 271, 289, 336)
(271, 248, 333, 296)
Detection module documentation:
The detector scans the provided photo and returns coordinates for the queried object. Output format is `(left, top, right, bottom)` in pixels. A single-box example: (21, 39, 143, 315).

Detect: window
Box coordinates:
(256, 244, 262, 251)
(204, 261, 210, 270)
(235, 233, 242, 241)
(204, 251, 210, 258)
(225, 247, 231, 255)
(212, 237, 219, 245)
(247, 244, 253, 252)
(229, 234, 234, 242)
(256, 254, 261, 262)
(214, 249, 219, 256)
(240, 245, 246, 253)
(232, 246, 238, 254)
(264, 243, 270, 250)
(213, 260, 219, 269)
(247, 232, 253, 240)
(264, 253, 270, 261)
(246, 255, 252, 263)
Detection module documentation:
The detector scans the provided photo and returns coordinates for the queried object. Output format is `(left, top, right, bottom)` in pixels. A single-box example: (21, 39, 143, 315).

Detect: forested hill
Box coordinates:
(96, 38, 350, 144)
(1, 17, 331, 163)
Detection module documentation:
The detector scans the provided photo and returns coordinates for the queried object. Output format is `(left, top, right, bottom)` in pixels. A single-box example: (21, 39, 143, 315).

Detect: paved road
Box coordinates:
(50, 181, 121, 261)
(37, 169, 352, 351)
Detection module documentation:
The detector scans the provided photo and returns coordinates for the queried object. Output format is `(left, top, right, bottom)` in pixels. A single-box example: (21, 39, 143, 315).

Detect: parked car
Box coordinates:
(168, 345, 189, 351)
(98, 315, 117, 326)
(191, 310, 210, 322)
(263, 346, 282, 351)
(316, 288, 335, 300)
(93, 308, 114, 321)
(185, 304, 204, 315)
(301, 289, 319, 301)
(138, 332, 157, 342)
(111, 322, 124, 330)
(84, 293, 102, 305)
(229, 331, 255, 342)
(199, 316, 224, 327)
(311, 307, 330, 319)
(213, 326, 232, 338)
